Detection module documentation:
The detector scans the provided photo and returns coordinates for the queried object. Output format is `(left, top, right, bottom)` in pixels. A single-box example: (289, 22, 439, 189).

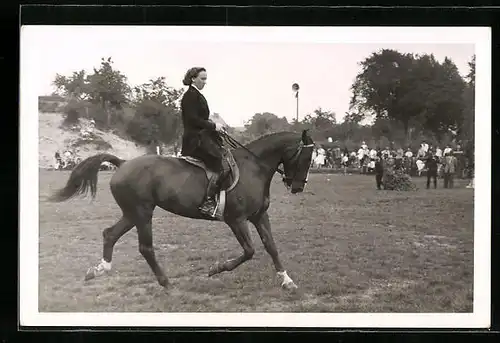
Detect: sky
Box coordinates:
(26, 26, 476, 127)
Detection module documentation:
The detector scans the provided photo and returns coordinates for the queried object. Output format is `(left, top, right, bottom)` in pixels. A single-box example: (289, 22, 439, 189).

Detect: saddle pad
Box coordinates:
(177, 153, 240, 192)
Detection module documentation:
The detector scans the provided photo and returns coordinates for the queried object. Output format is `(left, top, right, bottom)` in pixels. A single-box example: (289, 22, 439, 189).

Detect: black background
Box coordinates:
(3, 2, 499, 343)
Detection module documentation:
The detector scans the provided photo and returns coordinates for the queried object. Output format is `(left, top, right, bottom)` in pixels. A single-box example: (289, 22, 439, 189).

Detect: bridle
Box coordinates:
(220, 131, 314, 187)
(278, 141, 314, 187)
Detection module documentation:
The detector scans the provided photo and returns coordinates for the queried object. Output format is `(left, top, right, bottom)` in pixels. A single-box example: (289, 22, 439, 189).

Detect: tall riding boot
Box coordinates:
(199, 174, 219, 216)
(218, 164, 231, 188)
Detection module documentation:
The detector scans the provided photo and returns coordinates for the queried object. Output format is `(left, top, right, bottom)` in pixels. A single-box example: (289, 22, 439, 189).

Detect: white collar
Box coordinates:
(191, 84, 202, 93)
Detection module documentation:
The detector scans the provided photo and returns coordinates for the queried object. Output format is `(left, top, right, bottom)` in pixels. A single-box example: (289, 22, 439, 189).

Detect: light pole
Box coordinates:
(292, 83, 300, 123)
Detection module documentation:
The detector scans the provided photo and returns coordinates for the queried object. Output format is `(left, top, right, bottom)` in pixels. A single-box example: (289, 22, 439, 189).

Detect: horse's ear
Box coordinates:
(301, 129, 309, 143)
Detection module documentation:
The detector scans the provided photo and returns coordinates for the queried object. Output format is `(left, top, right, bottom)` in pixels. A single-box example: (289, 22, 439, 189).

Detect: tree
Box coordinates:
(419, 57, 466, 141)
(132, 76, 183, 107)
(303, 107, 336, 128)
(466, 54, 475, 87)
(244, 112, 291, 137)
(52, 70, 91, 125)
(343, 111, 364, 124)
(459, 54, 475, 146)
(349, 49, 420, 139)
(350, 49, 467, 144)
(52, 70, 88, 101)
(52, 57, 132, 129)
(128, 77, 185, 147)
(301, 107, 337, 141)
(86, 57, 131, 127)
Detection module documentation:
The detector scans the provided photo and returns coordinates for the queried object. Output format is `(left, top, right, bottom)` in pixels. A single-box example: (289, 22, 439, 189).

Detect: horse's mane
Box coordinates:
(244, 131, 300, 149)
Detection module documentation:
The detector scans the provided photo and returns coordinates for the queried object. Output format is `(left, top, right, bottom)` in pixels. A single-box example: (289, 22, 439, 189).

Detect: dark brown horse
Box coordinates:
(49, 130, 314, 290)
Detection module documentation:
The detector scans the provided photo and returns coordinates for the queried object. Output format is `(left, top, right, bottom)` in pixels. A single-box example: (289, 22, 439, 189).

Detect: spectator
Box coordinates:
(382, 146, 390, 158)
(54, 151, 62, 170)
(341, 152, 349, 175)
(425, 152, 438, 189)
(466, 177, 474, 189)
(315, 145, 326, 168)
(435, 146, 443, 159)
(404, 147, 413, 159)
(417, 145, 426, 159)
(396, 147, 404, 159)
(416, 158, 425, 176)
(421, 141, 429, 154)
(443, 152, 458, 188)
(443, 145, 452, 156)
(375, 152, 384, 190)
(311, 148, 317, 167)
(357, 145, 365, 162)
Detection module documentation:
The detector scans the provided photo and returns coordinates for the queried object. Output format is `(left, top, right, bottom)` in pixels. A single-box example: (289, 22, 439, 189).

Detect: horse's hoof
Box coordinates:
(158, 277, 169, 288)
(282, 281, 298, 291)
(208, 263, 221, 277)
(84, 268, 96, 281)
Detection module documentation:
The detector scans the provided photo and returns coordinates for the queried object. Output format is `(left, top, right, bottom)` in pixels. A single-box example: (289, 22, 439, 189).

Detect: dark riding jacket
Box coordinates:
(180, 85, 222, 156)
(425, 155, 438, 173)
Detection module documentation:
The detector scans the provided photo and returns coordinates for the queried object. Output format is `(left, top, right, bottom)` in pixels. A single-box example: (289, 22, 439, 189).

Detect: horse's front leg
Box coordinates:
(208, 219, 255, 276)
(250, 211, 298, 290)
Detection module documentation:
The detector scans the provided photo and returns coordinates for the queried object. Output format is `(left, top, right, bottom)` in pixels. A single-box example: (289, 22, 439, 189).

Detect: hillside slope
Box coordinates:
(39, 112, 147, 168)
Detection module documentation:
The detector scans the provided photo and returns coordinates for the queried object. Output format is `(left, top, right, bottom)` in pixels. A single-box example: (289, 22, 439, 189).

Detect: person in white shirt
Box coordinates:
(315, 146, 326, 168)
(369, 148, 377, 159)
(311, 148, 317, 167)
(396, 147, 404, 159)
(404, 148, 413, 159)
(422, 141, 429, 153)
(357, 147, 365, 160)
(417, 146, 426, 158)
(435, 147, 443, 158)
(416, 159, 426, 176)
(443, 145, 452, 155)
(382, 147, 390, 158)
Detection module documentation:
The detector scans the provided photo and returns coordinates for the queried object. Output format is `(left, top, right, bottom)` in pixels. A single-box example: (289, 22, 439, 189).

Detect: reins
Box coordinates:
(219, 131, 314, 180)
(220, 131, 286, 176)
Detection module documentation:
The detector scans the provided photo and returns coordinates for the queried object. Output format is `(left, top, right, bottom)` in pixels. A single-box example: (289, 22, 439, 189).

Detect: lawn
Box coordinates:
(38, 169, 474, 313)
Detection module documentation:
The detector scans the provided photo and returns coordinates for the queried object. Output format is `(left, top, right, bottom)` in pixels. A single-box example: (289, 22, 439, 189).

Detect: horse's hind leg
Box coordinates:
(208, 219, 255, 277)
(250, 211, 298, 290)
(85, 216, 135, 281)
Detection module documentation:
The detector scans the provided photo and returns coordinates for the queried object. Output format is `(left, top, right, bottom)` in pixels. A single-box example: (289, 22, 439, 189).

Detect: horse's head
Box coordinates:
(280, 129, 315, 194)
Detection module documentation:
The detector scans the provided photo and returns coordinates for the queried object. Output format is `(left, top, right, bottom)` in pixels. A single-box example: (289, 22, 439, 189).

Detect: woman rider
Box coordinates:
(180, 67, 230, 216)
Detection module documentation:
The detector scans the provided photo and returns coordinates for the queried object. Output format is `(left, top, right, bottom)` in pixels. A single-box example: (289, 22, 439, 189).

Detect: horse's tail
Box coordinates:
(48, 153, 125, 202)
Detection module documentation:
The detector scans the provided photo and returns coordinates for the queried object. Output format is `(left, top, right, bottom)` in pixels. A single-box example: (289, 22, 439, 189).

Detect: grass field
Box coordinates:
(38, 169, 474, 313)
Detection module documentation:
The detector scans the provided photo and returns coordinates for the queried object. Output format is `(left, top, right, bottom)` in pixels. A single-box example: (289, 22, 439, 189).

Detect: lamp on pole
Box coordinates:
(292, 83, 300, 123)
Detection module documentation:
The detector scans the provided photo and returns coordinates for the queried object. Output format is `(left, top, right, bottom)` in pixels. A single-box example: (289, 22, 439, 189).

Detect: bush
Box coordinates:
(125, 100, 181, 147)
(383, 169, 418, 191)
(61, 99, 88, 127)
(70, 133, 113, 151)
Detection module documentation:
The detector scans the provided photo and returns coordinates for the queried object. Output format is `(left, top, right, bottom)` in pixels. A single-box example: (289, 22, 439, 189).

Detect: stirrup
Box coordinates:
(199, 197, 218, 217)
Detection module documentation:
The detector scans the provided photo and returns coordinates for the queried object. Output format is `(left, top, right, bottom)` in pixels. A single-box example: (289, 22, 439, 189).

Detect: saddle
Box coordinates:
(177, 147, 239, 220)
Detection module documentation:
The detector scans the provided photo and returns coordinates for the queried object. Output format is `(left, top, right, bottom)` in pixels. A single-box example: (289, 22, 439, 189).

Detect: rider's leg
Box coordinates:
(194, 136, 226, 216)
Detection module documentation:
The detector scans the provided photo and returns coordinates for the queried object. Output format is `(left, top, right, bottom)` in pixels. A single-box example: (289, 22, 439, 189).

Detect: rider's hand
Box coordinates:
(215, 122, 225, 132)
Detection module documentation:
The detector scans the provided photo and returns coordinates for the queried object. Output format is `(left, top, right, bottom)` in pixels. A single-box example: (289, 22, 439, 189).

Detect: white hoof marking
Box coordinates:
(277, 271, 297, 289)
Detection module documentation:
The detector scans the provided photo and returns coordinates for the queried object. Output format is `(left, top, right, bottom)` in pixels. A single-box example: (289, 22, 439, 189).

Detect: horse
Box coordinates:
(49, 130, 315, 291)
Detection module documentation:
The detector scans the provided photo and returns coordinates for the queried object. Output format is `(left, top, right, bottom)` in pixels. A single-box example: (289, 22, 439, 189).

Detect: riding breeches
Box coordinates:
(189, 132, 229, 175)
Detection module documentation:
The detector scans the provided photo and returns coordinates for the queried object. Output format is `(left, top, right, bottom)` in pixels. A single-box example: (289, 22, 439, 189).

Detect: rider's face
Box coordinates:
(192, 71, 207, 90)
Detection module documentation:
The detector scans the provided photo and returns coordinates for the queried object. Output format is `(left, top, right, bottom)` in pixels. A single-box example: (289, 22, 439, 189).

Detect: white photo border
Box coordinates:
(20, 25, 491, 328)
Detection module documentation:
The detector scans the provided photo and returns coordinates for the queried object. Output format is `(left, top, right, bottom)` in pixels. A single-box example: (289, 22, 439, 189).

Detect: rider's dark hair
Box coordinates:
(182, 67, 206, 86)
